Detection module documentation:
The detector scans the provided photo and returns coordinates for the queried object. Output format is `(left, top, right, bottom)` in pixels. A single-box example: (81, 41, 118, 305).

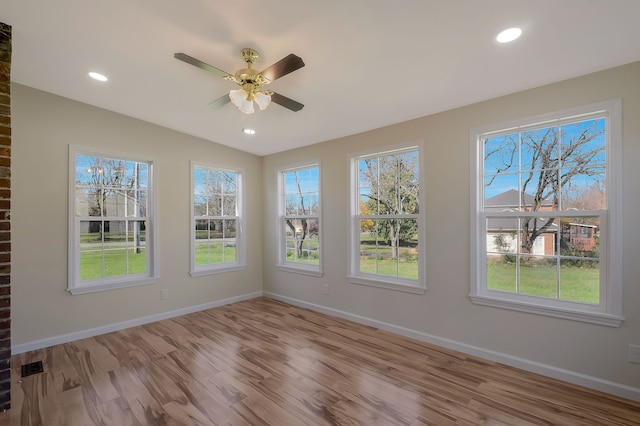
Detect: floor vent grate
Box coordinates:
(21, 361, 44, 377)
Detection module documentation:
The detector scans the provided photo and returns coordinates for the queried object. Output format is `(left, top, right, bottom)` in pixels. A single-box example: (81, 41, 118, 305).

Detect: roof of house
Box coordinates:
(485, 189, 557, 232)
(485, 189, 554, 209)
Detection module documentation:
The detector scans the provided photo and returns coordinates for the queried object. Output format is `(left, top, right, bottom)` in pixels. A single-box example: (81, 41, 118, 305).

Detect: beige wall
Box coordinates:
(262, 61, 640, 389)
(12, 84, 263, 345)
(10, 61, 640, 392)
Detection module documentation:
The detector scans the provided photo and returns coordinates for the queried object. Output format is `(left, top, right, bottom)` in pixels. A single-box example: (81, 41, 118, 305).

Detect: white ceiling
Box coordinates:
(3, 1, 640, 156)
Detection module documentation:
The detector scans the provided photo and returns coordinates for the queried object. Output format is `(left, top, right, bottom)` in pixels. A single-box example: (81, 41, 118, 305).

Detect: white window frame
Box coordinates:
(348, 142, 425, 294)
(470, 100, 623, 326)
(276, 162, 323, 276)
(190, 161, 245, 276)
(68, 146, 158, 295)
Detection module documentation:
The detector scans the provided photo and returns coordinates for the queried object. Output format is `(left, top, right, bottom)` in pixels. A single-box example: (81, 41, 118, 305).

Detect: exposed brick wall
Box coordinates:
(0, 22, 11, 411)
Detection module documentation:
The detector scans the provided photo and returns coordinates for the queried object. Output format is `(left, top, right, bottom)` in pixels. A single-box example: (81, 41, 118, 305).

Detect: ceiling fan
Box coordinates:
(174, 48, 305, 114)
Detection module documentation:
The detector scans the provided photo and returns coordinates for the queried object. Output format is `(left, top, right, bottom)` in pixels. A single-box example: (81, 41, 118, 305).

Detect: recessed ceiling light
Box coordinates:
(242, 128, 256, 135)
(88, 71, 108, 82)
(496, 27, 522, 43)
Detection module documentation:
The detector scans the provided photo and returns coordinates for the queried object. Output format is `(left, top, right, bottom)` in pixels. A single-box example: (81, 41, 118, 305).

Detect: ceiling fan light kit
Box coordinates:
(174, 47, 305, 114)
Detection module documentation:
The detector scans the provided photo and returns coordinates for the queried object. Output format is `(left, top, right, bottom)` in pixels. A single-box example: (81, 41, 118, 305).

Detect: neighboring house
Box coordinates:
(485, 189, 554, 256)
(485, 189, 597, 256)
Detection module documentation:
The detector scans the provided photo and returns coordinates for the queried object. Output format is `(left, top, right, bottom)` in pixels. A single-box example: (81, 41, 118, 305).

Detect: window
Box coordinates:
(349, 144, 424, 293)
(277, 163, 322, 275)
(470, 100, 623, 326)
(68, 147, 157, 294)
(191, 163, 244, 276)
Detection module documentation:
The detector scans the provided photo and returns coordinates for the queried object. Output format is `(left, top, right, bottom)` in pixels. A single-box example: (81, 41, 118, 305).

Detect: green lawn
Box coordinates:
(487, 261, 599, 304)
(195, 242, 236, 265)
(359, 246, 418, 278)
(285, 237, 320, 265)
(80, 248, 147, 280)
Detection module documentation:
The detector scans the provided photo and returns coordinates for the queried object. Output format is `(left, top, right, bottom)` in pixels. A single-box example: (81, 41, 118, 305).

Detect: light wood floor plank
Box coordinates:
(1, 297, 639, 425)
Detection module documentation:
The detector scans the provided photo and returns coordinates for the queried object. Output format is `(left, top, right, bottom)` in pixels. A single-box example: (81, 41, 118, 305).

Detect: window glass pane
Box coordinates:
(223, 172, 237, 193)
(222, 195, 236, 216)
(486, 258, 516, 293)
(486, 218, 517, 256)
(194, 194, 207, 216)
(126, 189, 146, 217)
(359, 152, 419, 216)
(560, 259, 599, 304)
(560, 168, 606, 211)
(104, 190, 127, 217)
(195, 219, 209, 240)
(284, 218, 319, 264)
(285, 194, 300, 215)
(122, 161, 147, 190)
(224, 219, 236, 239)
(80, 220, 103, 280)
(560, 217, 600, 258)
(560, 118, 606, 168)
(519, 217, 558, 255)
(127, 220, 146, 275)
(521, 127, 558, 172)
(76, 188, 101, 217)
(104, 248, 127, 277)
(484, 174, 518, 209)
(128, 247, 146, 275)
(195, 241, 210, 265)
(208, 194, 222, 216)
(210, 219, 223, 240)
(518, 256, 558, 299)
(520, 170, 558, 211)
(101, 159, 126, 190)
(483, 134, 518, 175)
(359, 218, 417, 278)
(223, 219, 237, 262)
(76, 155, 103, 187)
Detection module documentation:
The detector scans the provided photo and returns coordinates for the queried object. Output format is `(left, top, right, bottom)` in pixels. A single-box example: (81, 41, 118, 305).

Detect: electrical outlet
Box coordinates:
(323, 284, 329, 295)
(161, 289, 169, 300)
(630, 344, 640, 364)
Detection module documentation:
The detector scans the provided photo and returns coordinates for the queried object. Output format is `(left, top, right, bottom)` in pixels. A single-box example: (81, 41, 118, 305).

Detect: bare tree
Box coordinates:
(485, 120, 605, 253)
(83, 157, 144, 249)
(360, 152, 419, 259)
(286, 171, 309, 259)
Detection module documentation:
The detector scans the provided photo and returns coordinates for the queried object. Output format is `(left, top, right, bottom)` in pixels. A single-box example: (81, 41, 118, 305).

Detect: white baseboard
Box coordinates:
(12, 291, 264, 355)
(264, 292, 640, 403)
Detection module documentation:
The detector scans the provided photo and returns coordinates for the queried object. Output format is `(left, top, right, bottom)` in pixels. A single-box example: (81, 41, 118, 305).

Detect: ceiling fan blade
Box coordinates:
(174, 53, 233, 79)
(270, 92, 304, 112)
(259, 54, 305, 83)
(208, 94, 231, 108)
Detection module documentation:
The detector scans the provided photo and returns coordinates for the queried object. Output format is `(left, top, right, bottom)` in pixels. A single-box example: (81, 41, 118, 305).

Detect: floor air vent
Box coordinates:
(21, 361, 44, 377)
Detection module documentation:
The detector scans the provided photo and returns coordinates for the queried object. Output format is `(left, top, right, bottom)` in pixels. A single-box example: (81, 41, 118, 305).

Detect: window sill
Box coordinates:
(348, 275, 425, 294)
(469, 293, 624, 327)
(277, 264, 323, 277)
(190, 264, 246, 277)
(68, 277, 159, 295)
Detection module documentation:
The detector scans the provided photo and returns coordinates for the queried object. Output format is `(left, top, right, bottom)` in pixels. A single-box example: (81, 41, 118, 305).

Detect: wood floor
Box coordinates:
(1, 297, 639, 425)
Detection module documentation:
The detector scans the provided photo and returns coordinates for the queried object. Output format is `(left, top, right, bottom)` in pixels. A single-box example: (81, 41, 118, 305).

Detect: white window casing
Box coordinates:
(68, 146, 158, 294)
(190, 161, 245, 277)
(276, 162, 323, 276)
(469, 99, 623, 326)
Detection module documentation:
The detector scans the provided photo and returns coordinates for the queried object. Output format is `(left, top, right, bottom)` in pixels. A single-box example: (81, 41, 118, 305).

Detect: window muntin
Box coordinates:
(278, 164, 322, 275)
(471, 101, 623, 326)
(191, 163, 244, 275)
(349, 145, 423, 293)
(69, 148, 156, 294)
